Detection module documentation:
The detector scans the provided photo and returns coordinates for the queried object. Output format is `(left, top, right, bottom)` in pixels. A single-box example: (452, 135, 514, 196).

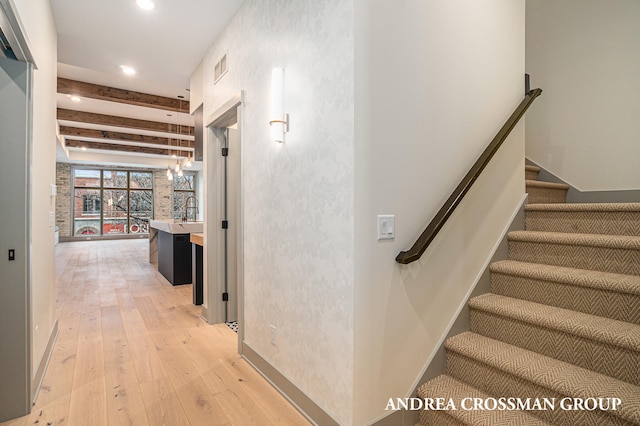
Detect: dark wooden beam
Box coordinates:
(58, 78, 190, 113)
(66, 139, 190, 157)
(59, 126, 194, 149)
(57, 108, 193, 135)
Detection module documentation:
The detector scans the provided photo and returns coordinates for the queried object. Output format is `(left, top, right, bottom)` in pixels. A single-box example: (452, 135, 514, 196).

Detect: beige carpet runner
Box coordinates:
(417, 164, 640, 425)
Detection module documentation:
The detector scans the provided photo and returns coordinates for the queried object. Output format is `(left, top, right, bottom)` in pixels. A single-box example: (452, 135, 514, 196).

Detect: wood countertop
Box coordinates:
(190, 233, 204, 246)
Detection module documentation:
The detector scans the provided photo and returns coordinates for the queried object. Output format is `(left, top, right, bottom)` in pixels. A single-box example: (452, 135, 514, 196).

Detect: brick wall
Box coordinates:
(55, 163, 72, 237)
(153, 169, 173, 220)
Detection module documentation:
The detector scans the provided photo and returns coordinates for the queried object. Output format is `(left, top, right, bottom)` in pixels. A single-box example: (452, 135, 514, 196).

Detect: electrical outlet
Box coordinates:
(270, 324, 277, 345)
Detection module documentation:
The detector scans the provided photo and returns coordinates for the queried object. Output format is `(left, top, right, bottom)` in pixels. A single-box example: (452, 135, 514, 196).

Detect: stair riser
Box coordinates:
(417, 376, 552, 425)
(418, 398, 548, 426)
(490, 272, 640, 325)
(419, 410, 467, 426)
(509, 241, 640, 275)
(418, 375, 552, 426)
(469, 309, 640, 386)
(526, 187, 567, 204)
(526, 211, 640, 236)
(525, 170, 540, 180)
(446, 352, 633, 426)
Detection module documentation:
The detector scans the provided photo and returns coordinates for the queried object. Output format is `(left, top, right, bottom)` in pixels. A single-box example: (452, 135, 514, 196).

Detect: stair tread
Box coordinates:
(525, 180, 570, 190)
(508, 230, 640, 249)
(469, 293, 640, 351)
(490, 260, 640, 296)
(525, 202, 640, 212)
(417, 375, 552, 425)
(525, 165, 541, 172)
(445, 332, 640, 424)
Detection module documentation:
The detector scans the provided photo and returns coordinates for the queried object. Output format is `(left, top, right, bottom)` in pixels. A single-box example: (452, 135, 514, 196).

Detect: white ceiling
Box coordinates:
(52, 0, 246, 91)
(51, 0, 246, 168)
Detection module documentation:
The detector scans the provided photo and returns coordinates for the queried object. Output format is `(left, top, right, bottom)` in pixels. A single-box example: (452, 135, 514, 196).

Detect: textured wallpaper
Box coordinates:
(202, 0, 355, 423)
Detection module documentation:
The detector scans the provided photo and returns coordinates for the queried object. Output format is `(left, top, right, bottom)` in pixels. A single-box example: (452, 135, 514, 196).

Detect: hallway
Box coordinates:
(1, 240, 308, 426)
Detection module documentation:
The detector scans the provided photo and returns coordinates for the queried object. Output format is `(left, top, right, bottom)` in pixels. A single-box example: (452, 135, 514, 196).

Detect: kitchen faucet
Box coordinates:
(183, 196, 199, 222)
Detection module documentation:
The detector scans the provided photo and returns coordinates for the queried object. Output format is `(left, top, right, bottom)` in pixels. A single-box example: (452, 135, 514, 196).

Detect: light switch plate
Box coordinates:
(49, 212, 54, 227)
(377, 215, 395, 240)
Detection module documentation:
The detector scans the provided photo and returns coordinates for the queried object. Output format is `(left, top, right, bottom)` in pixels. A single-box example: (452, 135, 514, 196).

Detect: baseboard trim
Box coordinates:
(241, 342, 340, 426)
(525, 159, 640, 203)
(32, 318, 58, 404)
(200, 306, 211, 324)
(370, 194, 528, 426)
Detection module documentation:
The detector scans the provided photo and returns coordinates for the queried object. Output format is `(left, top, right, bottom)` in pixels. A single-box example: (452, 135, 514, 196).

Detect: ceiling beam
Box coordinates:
(57, 108, 194, 135)
(65, 139, 190, 157)
(57, 78, 190, 113)
(59, 126, 194, 148)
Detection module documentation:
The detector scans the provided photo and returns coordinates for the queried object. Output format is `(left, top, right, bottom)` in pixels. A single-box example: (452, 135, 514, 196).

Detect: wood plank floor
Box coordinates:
(1, 239, 310, 426)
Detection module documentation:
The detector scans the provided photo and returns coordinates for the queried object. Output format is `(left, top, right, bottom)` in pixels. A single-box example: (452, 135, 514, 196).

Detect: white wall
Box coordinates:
(189, 60, 204, 113)
(201, 0, 355, 424)
(353, 1, 526, 424)
(526, 0, 640, 190)
(12, 0, 58, 395)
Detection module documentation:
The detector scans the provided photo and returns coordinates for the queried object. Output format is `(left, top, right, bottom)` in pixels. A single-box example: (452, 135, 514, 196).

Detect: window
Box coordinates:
(82, 194, 100, 214)
(103, 189, 128, 235)
(73, 169, 154, 236)
(74, 169, 101, 187)
(173, 173, 196, 220)
(103, 170, 127, 188)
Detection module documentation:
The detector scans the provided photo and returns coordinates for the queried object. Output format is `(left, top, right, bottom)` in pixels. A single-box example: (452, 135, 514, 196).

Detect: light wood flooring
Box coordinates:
(1, 239, 310, 426)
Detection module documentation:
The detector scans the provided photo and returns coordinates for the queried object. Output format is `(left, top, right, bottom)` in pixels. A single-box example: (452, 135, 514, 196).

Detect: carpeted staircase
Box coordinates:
(417, 164, 640, 425)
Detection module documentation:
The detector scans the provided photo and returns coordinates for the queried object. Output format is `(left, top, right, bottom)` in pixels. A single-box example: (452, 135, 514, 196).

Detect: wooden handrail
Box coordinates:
(396, 88, 543, 264)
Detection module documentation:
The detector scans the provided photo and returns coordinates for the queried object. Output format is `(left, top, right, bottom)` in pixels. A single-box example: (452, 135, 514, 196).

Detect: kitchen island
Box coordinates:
(190, 233, 204, 305)
(149, 220, 204, 285)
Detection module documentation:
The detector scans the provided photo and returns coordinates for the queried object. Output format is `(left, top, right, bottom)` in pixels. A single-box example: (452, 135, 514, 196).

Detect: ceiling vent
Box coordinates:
(214, 53, 227, 84)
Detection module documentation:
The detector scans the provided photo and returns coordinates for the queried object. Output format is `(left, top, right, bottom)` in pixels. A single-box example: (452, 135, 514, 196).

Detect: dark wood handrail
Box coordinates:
(396, 88, 543, 264)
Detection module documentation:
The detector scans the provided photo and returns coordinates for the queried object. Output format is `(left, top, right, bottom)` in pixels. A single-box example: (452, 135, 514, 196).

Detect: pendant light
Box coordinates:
(167, 95, 190, 179)
(178, 96, 190, 171)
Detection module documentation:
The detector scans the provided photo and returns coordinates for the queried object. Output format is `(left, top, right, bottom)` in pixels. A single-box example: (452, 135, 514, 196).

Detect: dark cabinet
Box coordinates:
(193, 243, 203, 305)
(158, 231, 192, 285)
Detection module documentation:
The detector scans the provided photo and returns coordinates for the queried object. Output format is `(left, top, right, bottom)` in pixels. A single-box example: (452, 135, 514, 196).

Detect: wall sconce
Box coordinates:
(269, 68, 289, 143)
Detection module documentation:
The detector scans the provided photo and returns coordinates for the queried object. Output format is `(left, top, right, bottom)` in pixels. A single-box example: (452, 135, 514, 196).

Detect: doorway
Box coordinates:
(225, 126, 240, 324)
(0, 55, 32, 420)
(203, 93, 244, 351)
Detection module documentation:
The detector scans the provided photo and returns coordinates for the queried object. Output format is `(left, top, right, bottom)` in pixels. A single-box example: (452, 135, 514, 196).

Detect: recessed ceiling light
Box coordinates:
(81, 147, 87, 151)
(70, 95, 81, 102)
(136, 0, 155, 10)
(120, 65, 136, 76)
